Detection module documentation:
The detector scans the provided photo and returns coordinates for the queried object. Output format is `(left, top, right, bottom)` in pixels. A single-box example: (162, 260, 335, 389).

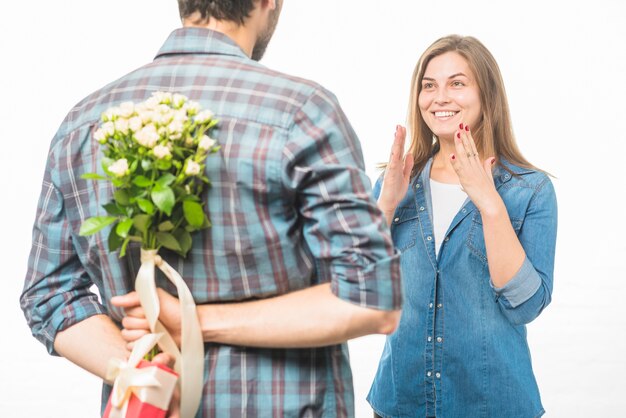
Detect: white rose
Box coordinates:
(173, 109, 188, 123)
(173, 94, 187, 108)
(144, 97, 159, 110)
(114, 118, 129, 134)
(94, 128, 107, 143)
(119, 101, 135, 118)
(108, 158, 129, 177)
(102, 121, 115, 136)
(128, 116, 143, 132)
(184, 100, 200, 115)
(102, 106, 120, 122)
(168, 120, 184, 134)
(198, 135, 216, 150)
(153, 144, 171, 159)
(185, 160, 201, 176)
(194, 109, 214, 124)
(152, 91, 172, 104)
(135, 124, 159, 148)
(138, 110, 154, 124)
(153, 108, 173, 126)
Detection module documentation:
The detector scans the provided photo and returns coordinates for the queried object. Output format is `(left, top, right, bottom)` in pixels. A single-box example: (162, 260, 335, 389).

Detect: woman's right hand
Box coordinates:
(377, 125, 414, 225)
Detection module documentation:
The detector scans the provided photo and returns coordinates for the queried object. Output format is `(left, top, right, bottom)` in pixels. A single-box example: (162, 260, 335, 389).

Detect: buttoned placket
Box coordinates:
(413, 161, 516, 416)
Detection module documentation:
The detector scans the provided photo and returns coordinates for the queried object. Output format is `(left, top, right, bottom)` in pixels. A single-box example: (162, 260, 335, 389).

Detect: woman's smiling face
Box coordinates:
(418, 51, 482, 141)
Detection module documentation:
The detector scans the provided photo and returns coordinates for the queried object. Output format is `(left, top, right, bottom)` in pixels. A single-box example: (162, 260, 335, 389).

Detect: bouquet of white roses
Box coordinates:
(79, 91, 219, 257)
(80, 91, 217, 418)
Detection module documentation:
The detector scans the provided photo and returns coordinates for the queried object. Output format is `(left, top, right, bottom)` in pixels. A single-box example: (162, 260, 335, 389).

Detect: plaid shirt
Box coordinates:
(21, 28, 402, 418)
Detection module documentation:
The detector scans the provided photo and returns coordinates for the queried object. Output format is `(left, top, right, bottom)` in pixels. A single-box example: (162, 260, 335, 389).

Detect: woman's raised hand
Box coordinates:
(377, 125, 414, 225)
(450, 123, 500, 215)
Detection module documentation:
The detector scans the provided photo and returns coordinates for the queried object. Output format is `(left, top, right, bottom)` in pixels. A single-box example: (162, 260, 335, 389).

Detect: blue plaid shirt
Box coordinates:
(21, 28, 402, 417)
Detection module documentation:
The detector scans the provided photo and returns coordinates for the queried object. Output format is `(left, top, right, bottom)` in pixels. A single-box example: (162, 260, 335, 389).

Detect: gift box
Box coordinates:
(104, 359, 178, 418)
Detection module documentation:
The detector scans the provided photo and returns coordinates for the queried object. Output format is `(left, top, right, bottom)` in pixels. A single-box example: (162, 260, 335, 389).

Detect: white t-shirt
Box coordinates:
(430, 178, 467, 256)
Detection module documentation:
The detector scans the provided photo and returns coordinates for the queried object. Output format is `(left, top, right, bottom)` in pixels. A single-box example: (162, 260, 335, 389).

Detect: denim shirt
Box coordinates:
(368, 158, 557, 418)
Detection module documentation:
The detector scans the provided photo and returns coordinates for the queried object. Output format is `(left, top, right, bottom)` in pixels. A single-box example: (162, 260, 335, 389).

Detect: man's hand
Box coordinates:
(111, 290, 182, 349)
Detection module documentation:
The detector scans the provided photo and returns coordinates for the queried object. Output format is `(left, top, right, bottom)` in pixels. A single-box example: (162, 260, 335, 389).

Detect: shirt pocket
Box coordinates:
(390, 207, 419, 251)
(466, 213, 523, 264)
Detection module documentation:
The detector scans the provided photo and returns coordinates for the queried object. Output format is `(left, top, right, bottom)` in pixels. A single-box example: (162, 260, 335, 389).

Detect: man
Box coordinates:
(21, 1, 402, 416)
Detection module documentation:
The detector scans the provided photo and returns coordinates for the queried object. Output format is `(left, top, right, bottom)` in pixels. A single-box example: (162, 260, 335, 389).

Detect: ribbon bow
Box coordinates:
(106, 333, 178, 418)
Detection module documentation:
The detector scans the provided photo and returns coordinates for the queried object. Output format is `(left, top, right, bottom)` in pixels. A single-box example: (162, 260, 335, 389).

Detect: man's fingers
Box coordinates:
(122, 315, 150, 330)
(110, 291, 140, 308)
(121, 328, 149, 343)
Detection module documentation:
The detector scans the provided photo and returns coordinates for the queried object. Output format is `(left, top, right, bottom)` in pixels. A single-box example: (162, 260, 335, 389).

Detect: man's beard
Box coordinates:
(251, 1, 281, 61)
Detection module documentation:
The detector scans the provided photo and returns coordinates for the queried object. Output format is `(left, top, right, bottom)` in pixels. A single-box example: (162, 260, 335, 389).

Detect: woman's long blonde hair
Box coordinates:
(406, 35, 537, 176)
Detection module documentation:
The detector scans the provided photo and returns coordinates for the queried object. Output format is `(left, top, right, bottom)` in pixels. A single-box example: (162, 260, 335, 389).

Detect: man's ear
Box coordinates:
(260, 0, 277, 11)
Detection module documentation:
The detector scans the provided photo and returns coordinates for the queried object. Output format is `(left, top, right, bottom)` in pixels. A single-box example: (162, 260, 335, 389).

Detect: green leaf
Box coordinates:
(183, 200, 204, 228)
(116, 218, 134, 238)
(136, 198, 155, 215)
(129, 159, 139, 173)
(173, 229, 192, 257)
(158, 221, 175, 232)
(132, 175, 152, 188)
(156, 232, 182, 252)
(102, 202, 125, 216)
(183, 194, 201, 202)
(114, 189, 130, 206)
(133, 214, 152, 234)
(79, 216, 117, 236)
(151, 185, 175, 216)
(81, 173, 108, 180)
(156, 173, 176, 187)
(108, 227, 124, 252)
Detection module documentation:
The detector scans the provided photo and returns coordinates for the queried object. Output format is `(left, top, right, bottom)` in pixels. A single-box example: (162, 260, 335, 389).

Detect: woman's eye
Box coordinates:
(422, 83, 434, 89)
(452, 80, 465, 87)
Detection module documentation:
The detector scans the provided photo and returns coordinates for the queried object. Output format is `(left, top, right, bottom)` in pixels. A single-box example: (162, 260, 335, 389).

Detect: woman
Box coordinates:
(368, 35, 557, 418)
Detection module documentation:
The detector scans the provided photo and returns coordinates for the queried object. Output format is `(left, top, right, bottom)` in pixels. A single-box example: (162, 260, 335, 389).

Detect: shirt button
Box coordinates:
(415, 183, 421, 189)
(429, 303, 433, 309)
(419, 206, 425, 211)
(444, 236, 450, 242)
(435, 372, 441, 379)
(437, 303, 443, 308)
(462, 208, 467, 213)
(427, 371, 432, 377)
(426, 236, 432, 241)
(394, 217, 400, 223)
(436, 337, 443, 343)
(427, 336, 432, 342)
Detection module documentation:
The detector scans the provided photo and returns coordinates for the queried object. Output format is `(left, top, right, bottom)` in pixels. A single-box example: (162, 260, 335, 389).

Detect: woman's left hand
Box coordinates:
(450, 123, 501, 215)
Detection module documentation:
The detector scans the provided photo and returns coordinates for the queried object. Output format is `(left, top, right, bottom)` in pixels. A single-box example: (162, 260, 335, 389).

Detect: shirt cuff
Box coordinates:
(330, 253, 403, 311)
(491, 256, 541, 308)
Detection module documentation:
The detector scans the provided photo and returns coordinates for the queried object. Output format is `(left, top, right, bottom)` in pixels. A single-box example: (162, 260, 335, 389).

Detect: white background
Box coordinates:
(1, 1, 625, 417)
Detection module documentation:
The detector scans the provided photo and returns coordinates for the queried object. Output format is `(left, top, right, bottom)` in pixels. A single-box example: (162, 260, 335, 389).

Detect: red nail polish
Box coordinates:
(491, 158, 496, 165)
(457, 132, 461, 139)
(465, 125, 470, 131)
(459, 123, 463, 129)
(451, 154, 456, 160)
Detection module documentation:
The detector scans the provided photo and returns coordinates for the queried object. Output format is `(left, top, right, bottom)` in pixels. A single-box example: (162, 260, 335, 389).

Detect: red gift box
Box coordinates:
(103, 360, 178, 418)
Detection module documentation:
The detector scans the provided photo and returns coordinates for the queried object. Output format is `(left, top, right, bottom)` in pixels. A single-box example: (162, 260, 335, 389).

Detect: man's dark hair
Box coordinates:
(178, 0, 256, 24)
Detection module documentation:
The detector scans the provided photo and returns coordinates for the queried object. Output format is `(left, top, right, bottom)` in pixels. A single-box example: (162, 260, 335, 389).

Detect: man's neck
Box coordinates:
(183, 16, 257, 58)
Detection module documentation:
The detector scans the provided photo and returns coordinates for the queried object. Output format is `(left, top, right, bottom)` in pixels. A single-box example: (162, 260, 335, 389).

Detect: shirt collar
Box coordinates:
(154, 27, 249, 60)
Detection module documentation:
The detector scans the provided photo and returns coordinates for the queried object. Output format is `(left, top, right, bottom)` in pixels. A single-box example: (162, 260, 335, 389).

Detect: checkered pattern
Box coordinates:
(21, 28, 402, 417)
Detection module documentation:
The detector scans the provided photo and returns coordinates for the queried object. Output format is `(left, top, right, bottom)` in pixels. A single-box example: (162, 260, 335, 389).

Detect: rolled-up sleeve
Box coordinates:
(283, 88, 402, 311)
(492, 176, 558, 325)
(20, 142, 105, 355)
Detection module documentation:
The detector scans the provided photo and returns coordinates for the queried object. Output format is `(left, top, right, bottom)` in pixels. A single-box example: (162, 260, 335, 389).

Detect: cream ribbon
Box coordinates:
(106, 333, 178, 418)
(135, 249, 204, 418)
